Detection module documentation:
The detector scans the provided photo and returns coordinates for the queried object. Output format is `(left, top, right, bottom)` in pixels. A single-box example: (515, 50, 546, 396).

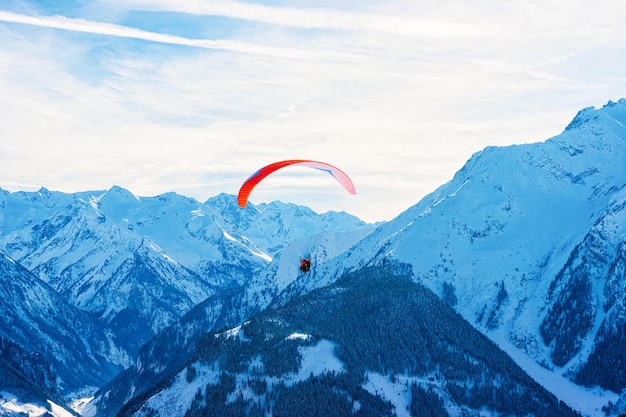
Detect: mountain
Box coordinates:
(0, 336, 81, 417)
(3, 100, 626, 416)
(116, 264, 579, 417)
(78, 99, 626, 417)
(0, 250, 129, 397)
(0, 187, 371, 356)
(89, 228, 373, 417)
(543, 187, 626, 392)
(268, 99, 626, 415)
(1, 335, 60, 406)
(88, 287, 246, 417)
(0, 185, 373, 413)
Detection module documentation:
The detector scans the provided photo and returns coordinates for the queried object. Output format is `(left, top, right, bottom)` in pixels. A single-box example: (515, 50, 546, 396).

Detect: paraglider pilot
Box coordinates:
(300, 257, 311, 273)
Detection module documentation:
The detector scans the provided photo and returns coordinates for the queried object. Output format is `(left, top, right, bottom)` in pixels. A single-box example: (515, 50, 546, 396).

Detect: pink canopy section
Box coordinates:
(238, 159, 357, 208)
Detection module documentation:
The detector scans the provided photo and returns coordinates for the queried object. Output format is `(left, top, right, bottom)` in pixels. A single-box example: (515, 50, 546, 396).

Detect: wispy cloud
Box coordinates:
(0, 10, 347, 59)
(105, 0, 498, 38)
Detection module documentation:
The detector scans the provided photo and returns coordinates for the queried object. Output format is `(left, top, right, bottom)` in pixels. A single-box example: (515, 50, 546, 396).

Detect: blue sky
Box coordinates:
(1, 0, 625, 222)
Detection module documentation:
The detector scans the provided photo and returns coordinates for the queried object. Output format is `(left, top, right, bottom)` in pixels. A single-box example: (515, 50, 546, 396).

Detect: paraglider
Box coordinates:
(237, 159, 356, 209)
(237, 159, 356, 274)
(299, 257, 311, 273)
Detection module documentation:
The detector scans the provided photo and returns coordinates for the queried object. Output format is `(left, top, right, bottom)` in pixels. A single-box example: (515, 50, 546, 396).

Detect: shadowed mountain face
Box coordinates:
(0, 251, 127, 394)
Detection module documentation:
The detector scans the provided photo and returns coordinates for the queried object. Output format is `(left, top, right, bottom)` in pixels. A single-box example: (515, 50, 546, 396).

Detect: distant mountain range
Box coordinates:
(2, 99, 626, 417)
(0, 187, 370, 415)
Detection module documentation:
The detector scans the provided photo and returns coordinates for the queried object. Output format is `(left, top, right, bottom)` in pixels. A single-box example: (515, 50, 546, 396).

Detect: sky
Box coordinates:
(0, 1, 625, 222)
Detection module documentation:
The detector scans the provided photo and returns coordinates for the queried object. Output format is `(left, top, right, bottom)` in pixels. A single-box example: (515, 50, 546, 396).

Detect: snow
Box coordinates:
(47, 400, 75, 417)
(362, 373, 498, 417)
(0, 391, 74, 417)
(2, 252, 16, 263)
(491, 330, 619, 417)
(133, 339, 345, 416)
(293, 339, 344, 381)
(223, 323, 248, 340)
(71, 396, 96, 417)
(135, 364, 220, 417)
(362, 373, 412, 417)
(264, 227, 374, 294)
(221, 227, 238, 243)
(286, 332, 310, 340)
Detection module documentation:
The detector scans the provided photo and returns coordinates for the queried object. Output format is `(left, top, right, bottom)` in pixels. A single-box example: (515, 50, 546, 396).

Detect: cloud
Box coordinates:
(1, 1, 625, 222)
(103, 0, 499, 38)
(0, 10, 347, 59)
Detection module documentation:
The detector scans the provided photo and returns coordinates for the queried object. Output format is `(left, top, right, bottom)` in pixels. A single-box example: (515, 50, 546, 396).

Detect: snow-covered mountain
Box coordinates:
(275, 99, 626, 415)
(0, 187, 370, 353)
(543, 187, 626, 393)
(115, 98, 626, 417)
(3, 100, 626, 416)
(0, 185, 373, 413)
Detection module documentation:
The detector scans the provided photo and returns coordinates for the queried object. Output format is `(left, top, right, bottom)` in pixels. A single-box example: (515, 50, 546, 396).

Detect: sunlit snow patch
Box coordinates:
(292, 339, 344, 382)
(362, 373, 413, 417)
(133, 364, 219, 417)
(190, 209, 204, 219)
(286, 332, 310, 340)
(0, 391, 74, 417)
(224, 229, 272, 262)
(71, 396, 95, 417)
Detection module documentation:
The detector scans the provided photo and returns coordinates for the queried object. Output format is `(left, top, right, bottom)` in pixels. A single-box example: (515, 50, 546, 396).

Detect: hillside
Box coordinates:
(119, 264, 579, 417)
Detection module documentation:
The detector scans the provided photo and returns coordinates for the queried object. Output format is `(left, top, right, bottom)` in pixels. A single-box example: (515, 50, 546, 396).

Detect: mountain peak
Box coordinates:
(564, 99, 626, 133)
(94, 185, 141, 220)
(204, 192, 239, 209)
(101, 185, 140, 202)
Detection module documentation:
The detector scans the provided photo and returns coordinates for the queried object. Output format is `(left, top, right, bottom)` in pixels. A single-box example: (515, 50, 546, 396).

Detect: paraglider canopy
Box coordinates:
(237, 159, 356, 208)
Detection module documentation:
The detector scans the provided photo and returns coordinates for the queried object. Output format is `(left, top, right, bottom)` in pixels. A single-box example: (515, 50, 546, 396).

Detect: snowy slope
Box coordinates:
(0, 191, 224, 357)
(0, 391, 75, 417)
(542, 186, 626, 396)
(278, 99, 626, 414)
